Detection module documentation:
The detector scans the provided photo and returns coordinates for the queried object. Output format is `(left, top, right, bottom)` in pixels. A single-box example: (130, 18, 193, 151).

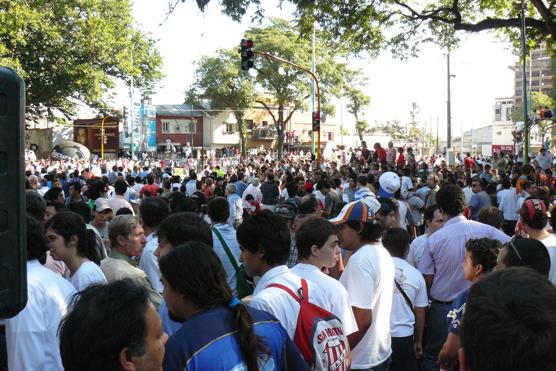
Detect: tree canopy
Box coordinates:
(192, 0, 556, 57)
(0, 0, 163, 118)
(186, 49, 256, 155)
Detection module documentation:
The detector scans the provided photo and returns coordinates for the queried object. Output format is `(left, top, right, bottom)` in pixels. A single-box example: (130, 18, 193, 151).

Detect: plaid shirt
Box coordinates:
(286, 231, 298, 268)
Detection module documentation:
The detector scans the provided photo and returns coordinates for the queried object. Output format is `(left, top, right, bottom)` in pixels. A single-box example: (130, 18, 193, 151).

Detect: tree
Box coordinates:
(408, 101, 424, 140)
(193, 0, 556, 57)
(246, 18, 355, 158)
(513, 91, 556, 147)
(186, 49, 256, 156)
(345, 87, 371, 141)
(0, 0, 163, 118)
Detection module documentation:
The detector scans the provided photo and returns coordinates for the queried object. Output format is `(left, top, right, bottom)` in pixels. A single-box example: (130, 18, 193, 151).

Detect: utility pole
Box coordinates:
(447, 52, 452, 152)
(130, 74, 134, 159)
(520, 0, 530, 163)
(311, 24, 316, 158)
(436, 116, 439, 154)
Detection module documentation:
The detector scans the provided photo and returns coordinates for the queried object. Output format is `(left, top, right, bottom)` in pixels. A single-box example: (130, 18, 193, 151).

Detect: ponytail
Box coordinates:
(85, 229, 102, 265)
(231, 301, 267, 371)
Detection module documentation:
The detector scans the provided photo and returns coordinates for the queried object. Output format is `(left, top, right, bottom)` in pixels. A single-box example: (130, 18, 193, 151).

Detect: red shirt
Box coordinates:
(376, 148, 387, 163)
(396, 153, 405, 167)
(464, 157, 474, 169)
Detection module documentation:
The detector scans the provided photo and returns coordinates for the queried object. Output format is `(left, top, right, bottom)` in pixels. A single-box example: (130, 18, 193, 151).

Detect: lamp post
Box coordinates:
(520, 0, 530, 163)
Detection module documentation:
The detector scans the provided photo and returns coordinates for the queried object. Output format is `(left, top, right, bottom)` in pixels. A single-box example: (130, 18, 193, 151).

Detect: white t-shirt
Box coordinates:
(339, 243, 395, 368)
(396, 200, 410, 229)
(390, 258, 429, 337)
(66, 260, 107, 291)
(249, 265, 332, 339)
(401, 176, 413, 199)
(407, 234, 428, 268)
(540, 234, 556, 284)
(290, 263, 358, 335)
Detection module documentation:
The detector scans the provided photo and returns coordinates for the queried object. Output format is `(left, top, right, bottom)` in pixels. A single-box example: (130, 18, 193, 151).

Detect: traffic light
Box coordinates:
(312, 111, 320, 132)
(0, 67, 26, 318)
(240, 39, 254, 71)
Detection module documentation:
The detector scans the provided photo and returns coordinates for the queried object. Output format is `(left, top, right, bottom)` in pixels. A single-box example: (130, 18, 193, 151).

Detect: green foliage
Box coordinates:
(245, 18, 358, 157)
(0, 0, 162, 117)
(193, 0, 556, 57)
(186, 49, 256, 155)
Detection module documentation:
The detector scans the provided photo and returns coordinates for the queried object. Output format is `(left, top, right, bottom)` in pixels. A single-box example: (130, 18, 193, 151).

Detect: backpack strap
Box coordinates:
(395, 279, 415, 314)
(267, 283, 301, 303)
(211, 226, 240, 272)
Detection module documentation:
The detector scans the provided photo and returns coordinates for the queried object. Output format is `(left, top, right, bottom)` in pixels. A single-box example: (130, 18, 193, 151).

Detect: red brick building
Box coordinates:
(155, 104, 203, 151)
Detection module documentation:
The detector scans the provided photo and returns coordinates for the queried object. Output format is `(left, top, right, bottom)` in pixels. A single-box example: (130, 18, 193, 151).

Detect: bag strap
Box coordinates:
(211, 226, 240, 272)
(395, 279, 415, 314)
(267, 283, 301, 303)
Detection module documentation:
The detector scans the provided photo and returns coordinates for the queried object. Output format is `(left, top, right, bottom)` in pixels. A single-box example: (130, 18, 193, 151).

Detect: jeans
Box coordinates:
(352, 356, 392, 371)
(421, 301, 451, 371)
(391, 335, 418, 371)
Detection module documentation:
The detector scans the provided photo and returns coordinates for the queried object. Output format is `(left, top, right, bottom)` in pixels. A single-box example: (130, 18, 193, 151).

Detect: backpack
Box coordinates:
(267, 279, 350, 370)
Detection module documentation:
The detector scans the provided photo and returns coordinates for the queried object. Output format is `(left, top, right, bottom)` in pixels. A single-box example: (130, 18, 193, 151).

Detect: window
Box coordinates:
(225, 123, 235, 134)
(531, 80, 540, 87)
(245, 119, 254, 131)
(162, 122, 169, 133)
(531, 71, 540, 78)
(327, 132, 334, 141)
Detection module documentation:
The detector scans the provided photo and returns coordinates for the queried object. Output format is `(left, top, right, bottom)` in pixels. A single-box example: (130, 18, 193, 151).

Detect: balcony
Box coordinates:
(253, 126, 276, 140)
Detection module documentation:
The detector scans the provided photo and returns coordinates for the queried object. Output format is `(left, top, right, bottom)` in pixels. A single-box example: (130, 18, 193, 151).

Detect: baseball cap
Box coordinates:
(378, 172, 401, 198)
(94, 198, 112, 212)
(330, 201, 378, 224)
(274, 203, 297, 219)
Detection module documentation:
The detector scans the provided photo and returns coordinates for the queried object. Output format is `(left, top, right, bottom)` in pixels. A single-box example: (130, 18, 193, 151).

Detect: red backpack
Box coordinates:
(267, 279, 350, 370)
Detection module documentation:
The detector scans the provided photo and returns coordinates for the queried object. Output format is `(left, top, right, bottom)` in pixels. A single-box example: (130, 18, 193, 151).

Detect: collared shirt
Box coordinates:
(211, 223, 241, 294)
(354, 187, 374, 201)
(139, 232, 162, 293)
(286, 231, 298, 268)
(6, 260, 76, 371)
(227, 193, 243, 224)
(498, 188, 519, 221)
(110, 249, 136, 266)
(249, 265, 331, 339)
(418, 216, 510, 302)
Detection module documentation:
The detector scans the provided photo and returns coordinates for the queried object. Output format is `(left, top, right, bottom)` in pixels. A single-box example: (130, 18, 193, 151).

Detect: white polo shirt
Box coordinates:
(248, 265, 332, 339)
(340, 243, 395, 369)
(390, 257, 428, 337)
(290, 263, 358, 335)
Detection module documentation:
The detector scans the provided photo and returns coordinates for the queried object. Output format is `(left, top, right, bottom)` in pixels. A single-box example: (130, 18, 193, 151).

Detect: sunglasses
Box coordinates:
(506, 236, 524, 263)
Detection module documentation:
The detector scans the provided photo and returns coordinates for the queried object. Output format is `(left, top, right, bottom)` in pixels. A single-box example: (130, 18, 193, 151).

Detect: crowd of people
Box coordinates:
(3, 139, 556, 371)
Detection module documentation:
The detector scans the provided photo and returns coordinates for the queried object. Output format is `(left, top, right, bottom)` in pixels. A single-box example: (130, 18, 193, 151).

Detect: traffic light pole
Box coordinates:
(520, 1, 529, 164)
(252, 51, 322, 167)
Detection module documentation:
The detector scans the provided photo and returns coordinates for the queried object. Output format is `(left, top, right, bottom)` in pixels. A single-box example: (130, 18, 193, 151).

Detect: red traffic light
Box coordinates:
(241, 39, 253, 48)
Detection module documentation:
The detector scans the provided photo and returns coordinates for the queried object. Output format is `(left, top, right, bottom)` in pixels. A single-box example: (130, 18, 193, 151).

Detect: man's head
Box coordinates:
(94, 198, 113, 226)
(376, 198, 398, 229)
(460, 267, 556, 371)
(496, 237, 550, 277)
(427, 174, 439, 188)
(155, 212, 212, 258)
(382, 227, 411, 259)
(69, 182, 83, 197)
(26, 190, 47, 222)
(332, 200, 382, 251)
(471, 178, 483, 194)
(424, 205, 444, 234)
(59, 279, 167, 371)
(298, 195, 321, 216)
(519, 198, 548, 232)
(27, 214, 47, 264)
(225, 183, 236, 196)
(477, 206, 503, 229)
(114, 180, 127, 196)
(108, 215, 146, 258)
(139, 197, 170, 233)
(295, 216, 340, 269)
(236, 210, 291, 277)
(207, 197, 230, 224)
(436, 183, 465, 217)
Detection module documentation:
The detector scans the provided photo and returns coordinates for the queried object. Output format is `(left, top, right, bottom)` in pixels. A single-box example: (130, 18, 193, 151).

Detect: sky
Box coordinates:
(123, 0, 518, 140)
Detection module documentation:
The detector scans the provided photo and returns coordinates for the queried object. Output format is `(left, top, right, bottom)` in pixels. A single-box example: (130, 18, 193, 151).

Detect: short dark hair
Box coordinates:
(26, 190, 46, 221)
(502, 237, 550, 277)
(295, 216, 336, 260)
(67, 201, 91, 223)
(465, 238, 500, 273)
(344, 220, 383, 243)
(237, 210, 290, 266)
(157, 212, 212, 247)
(27, 214, 47, 263)
(356, 175, 367, 186)
(424, 204, 439, 222)
(461, 267, 556, 371)
(59, 279, 150, 371)
(436, 183, 465, 216)
(168, 192, 198, 213)
(477, 206, 503, 229)
(139, 197, 169, 229)
(114, 179, 127, 195)
(207, 197, 229, 223)
(382, 227, 410, 258)
(43, 186, 63, 202)
(298, 195, 318, 215)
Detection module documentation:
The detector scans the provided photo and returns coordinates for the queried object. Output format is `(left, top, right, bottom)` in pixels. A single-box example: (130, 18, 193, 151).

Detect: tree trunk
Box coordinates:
(277, 104, 285, 159)
(358, 130, 363, 141)
(235, 112, 247, 156)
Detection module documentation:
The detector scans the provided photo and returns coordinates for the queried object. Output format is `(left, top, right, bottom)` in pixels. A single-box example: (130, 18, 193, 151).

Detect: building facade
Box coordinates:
(155, 104, 203, 152)
(513, 48, 554, 109)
